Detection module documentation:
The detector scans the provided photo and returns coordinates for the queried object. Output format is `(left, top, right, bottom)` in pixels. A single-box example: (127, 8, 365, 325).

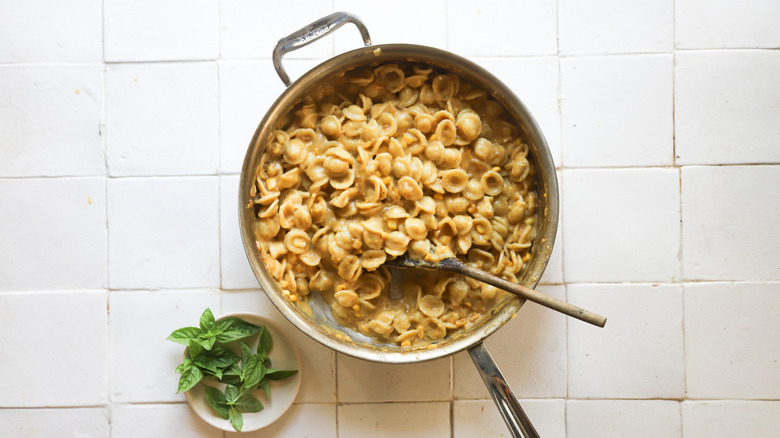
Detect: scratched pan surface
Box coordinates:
(238, 43, 559, 364)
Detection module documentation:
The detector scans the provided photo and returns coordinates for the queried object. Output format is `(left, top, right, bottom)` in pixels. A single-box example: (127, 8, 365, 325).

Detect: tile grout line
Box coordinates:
(100, 0, 114, 435)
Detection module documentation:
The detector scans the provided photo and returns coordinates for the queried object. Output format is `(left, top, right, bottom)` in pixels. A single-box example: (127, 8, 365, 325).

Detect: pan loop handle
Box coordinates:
(272, 11, 372, 87)
(468, 342, 540, 438)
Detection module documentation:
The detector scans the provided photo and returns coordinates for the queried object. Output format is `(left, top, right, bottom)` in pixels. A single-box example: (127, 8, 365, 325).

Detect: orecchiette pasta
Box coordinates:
(251, 62, 538, 347)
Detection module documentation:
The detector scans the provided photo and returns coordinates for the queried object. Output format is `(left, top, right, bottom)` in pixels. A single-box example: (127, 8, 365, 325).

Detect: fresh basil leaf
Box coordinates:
(225, 384, 239, 404)
(196, 332, 216, 351)
(215, 318, 263, 343)
(229, 407, 243, 432)
(240, 342, 253, 366)
(201, 345, 240, 368)
(233, 392, 265, 414)
(242, 356, 266, 389)
(224, 362, 242, 376)
(259, 380, 271, 399)
(167, 326, 201, 346)
(200, 308, 216, 332)
(176, 361, 203, 393)
(265, 368, 298, 381)
(188, 339, 203, 358)
(204, 386, 230, 419)
(257, 327, 273, 355)
(175, 358, 193, 374)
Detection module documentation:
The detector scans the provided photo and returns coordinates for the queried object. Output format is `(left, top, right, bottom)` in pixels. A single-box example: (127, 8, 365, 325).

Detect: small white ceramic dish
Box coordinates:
(184, 312, 301, 432)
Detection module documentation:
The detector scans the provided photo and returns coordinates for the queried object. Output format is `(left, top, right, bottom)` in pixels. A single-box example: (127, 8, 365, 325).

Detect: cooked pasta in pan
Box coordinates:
(250, 62, 537, 346)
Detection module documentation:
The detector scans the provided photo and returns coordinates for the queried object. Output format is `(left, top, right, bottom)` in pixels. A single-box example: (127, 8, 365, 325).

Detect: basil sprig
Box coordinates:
(168, 308, 298, 431)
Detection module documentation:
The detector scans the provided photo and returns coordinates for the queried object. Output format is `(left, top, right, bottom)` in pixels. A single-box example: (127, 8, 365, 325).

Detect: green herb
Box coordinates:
(168, 308, 298, 431)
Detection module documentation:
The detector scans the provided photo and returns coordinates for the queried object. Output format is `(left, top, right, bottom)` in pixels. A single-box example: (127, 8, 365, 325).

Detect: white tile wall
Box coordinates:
(682, 401, 780, 438)
(0, 178, 107, 291)
(104, 0, 219, 62)
(448, 0, 557, 56)
(560, 55, 674, 167)
(566, 400, 682, 438)
(559, 0, 674, 54)
(675, 0, 780, 49)
(568, 284, 684, 399)
(682, 165, 780, 280)
(675, 50, 780, 165)
(0, 291, 107, 407)
(338, 402, 450, 438)
(684, 282, 780, 399)
(0, 407, 109, 437)
(0, 65, 104, 177)
(107, 176, 220, 289)
(2, 1, 779, 437)
(106, 62, 219, 176)
(337, 356, 451, 403)
(0, 0, 102, 63)
(110, 404, 220, 438)
(562, 168, 681, 282)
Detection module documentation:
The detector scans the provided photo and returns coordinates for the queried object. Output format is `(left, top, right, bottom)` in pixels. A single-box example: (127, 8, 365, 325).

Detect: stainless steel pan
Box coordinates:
(238, 12, 559, 438)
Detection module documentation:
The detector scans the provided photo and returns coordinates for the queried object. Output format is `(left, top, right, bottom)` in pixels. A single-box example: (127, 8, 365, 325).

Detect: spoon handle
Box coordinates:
(438, 258, 607, 328)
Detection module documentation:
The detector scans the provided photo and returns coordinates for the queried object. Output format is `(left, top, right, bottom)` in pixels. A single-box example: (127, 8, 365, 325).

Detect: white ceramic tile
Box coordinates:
(106, 63, 219, 176)
(682, 166, 780, 280)
(567, 400, 681, 438)
(567, 284, 684, 399)
(0, 178, 106, 291)
(0, 65, 104, 177)
(338, 402, 450, 438)
(684, 282, 780, 399)
(110, 404, 221, 438)
(337, 355, 450, 403)
(225, 403, 337, 438)
(468, 57, 561, 166)
(221, 291, 336, 403)
(104, 0, 218, 62)
(0, 407, 109, 437)
(220, 175, 261, 289)
(453, 399, 565, 438)
(675, 50, 780, 165)
(562, 168, 681, 282)
(453, 286, 567, 398)
(218, 61, 286, 174)
(448, 0, 557, 56)
(333, 0, 447, 53)
(107, 177, 219, 289)
(560, 55, 673, 167)
(0, 291, 107, 407)
(559, 0, 673, 54)
(682, 401, 780, 438)
(0, 0, 102, 62)
(109, 290, 220, 403)
(676, 0, 780, 49)
(220, 0, 333, 60)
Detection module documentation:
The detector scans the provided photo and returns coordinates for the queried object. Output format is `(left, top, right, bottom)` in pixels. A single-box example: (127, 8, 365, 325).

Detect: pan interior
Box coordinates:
(238, 44, 558, 363)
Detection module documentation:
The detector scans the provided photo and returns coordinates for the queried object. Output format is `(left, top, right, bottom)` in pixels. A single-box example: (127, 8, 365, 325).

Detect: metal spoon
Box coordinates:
(386, 255, 607, 328)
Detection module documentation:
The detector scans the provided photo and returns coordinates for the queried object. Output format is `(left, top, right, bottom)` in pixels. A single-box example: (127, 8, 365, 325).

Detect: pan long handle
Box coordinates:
(468, 342, 540, 438)
(272, 11, 372, 86)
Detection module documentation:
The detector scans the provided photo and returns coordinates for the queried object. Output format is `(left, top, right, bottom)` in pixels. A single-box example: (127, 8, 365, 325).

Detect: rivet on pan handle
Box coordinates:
(469, 342, 540, 438)
(272, 11, 372, 87)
